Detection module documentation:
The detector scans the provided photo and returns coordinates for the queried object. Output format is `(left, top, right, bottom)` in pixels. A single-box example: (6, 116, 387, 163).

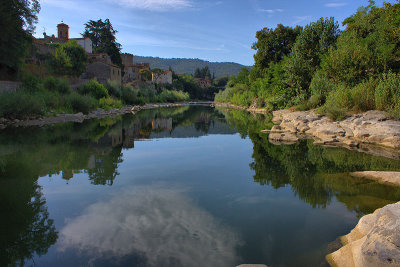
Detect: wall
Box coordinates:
(0, 81, 22, 93)
(75, 38, 93, 54)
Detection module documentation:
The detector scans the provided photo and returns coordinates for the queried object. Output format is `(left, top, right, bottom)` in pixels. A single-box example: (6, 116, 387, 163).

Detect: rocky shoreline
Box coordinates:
(326, 201, 400, 267)
(264, 109, 400, 160)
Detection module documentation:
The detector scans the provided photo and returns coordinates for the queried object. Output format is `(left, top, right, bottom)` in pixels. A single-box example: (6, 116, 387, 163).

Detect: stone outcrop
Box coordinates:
(327, 202, 400, 267)
(267, 109, 400, 158)
(350, 172, 400, 186)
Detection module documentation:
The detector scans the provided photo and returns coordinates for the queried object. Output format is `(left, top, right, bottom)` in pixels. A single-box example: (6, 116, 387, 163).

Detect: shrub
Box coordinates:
(78, 79, 108, 99)
(137, 85, 156, 102)
(106, 80, 122, 98)
(323, 85, 351, 120)
(21, 74, 43, 92)
(310, 71, 336, 98)
(99, 97, 123, 110)
(43, 76, 70, 94)
(121, 84, 139, 105)
(66, 92, 96, 114)
(0, 92, 44, 119)
(350, 78, 377, 112)
(158, 89, 189, 103)
(375, 72, 400, 113)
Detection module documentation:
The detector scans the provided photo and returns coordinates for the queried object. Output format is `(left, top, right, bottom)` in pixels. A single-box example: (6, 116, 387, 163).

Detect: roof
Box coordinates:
(57, 23, 69, 28)
(88, 61, 121, 69)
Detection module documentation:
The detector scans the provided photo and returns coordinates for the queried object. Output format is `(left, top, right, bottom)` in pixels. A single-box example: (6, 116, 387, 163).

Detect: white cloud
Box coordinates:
(325, 2, 348, 8)
(258, 8, 284, 14)
(293, 15, 312, 25)
(58, 186, 242, 266)
(110, 0, 193, 11)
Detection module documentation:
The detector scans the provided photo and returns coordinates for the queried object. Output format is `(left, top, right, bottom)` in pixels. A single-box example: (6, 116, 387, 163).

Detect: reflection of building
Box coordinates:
(152, 118, 173, 131)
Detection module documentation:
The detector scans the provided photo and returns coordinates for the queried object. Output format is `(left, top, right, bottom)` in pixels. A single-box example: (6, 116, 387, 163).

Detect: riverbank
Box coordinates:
(0, 102, 214, 129)
(263, 109, 400, 160)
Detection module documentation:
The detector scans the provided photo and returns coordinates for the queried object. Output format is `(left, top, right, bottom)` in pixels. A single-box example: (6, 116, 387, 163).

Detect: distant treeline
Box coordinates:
(134, 56, 248, 78)
(215, 1, 400, 119)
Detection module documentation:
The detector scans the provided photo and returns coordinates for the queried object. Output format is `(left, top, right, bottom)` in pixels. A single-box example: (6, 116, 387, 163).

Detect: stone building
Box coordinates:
(152, 70, 173, 84)
(83, 62, 121, 85)
(194, 78, 211, 88)
(33, 22, 93, 54)
(121, 53, 151, 83)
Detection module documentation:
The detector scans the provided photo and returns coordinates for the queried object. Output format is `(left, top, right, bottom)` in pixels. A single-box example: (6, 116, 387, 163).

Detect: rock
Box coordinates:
(350, 172, 400, 186)
(237, 265, 269, 267)
(327, 202, 400, 267)
(269, 132, 299, 144)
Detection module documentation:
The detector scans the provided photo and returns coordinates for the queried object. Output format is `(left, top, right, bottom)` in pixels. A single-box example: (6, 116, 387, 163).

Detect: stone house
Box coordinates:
(83, 62, 121, 85)
(33, 22, 93, 54)
(121, 53, 151, 83)
(152, 70, 173, 84)
(194, 78, 212, 88)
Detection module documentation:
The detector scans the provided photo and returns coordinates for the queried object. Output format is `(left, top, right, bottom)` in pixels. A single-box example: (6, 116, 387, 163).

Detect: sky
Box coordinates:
(34, 0, 395, 66)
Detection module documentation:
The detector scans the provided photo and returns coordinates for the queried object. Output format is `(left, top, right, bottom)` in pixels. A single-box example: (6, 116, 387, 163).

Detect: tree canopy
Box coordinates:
(0, 0, 41, 79)
(48, 41, 88, 77)
(82, 19, 122, 67)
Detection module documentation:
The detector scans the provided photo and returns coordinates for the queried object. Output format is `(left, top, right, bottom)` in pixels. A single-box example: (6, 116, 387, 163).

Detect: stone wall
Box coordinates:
(0, 81, 22, 93)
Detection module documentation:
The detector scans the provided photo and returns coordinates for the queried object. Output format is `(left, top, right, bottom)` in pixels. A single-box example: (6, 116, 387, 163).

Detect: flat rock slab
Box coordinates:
(327, 202, 400, 267)
(350, 172, 400, 186)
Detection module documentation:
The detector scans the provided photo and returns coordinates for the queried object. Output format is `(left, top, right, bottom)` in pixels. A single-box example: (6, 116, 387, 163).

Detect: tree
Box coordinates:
(0, 0, 41, 79)
(285, 17, 340, 100)
(252, 24, 302, 70)
(48, 40, 87, 77)
(139, 69, 152, 81)
(82, 19, 122, 67)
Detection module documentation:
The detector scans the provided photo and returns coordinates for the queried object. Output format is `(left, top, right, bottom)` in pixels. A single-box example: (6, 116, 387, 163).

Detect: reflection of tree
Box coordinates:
(0, 158, 58, 267)
(87, 147, 123, 186)
(248, 130, 400, 215)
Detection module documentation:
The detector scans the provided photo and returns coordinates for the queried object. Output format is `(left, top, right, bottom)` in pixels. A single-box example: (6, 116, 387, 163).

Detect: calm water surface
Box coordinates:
(1, 106, 400, 267)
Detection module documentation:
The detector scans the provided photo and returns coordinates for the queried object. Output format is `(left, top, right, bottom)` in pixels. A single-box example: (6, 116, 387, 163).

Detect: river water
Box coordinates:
(1, 106, 400, 267)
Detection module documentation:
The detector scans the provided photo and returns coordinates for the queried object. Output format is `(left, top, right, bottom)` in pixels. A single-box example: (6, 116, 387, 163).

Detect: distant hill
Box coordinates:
(134, 56, 249, 78)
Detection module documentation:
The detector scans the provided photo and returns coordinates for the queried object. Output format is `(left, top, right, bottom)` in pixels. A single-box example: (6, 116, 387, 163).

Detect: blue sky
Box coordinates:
(35, 0, 395, 66)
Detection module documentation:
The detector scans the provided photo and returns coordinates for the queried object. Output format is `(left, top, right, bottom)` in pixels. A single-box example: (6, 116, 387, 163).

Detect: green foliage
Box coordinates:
(323, 84, 351, 120)
(252, 24, 302, 69)
(285, 17, 340, 101)
(158, 89, 190, 103)
(350, 78, 377, 112)
(194, 66, 211, 80)
(43, 76, 70, 94)
(78, 79, 109, 99)
(66, 92, 96, 114)
(121, 84, 140, 105)
(139, 69, 152, 81)
(83, 19, 122, 66)
(20, 74, 43, 92)
(106, 79, 122, 98)
(48, 40, 87, 77)
(0, 92, 44, 119)
(98, 97, 123, 110)
(0, 0, 40, 79)
(375, 72, 400, 117)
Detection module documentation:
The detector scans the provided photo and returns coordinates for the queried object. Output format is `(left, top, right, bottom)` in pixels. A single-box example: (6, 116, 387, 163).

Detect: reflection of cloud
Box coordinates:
(58, 186, 241, 266)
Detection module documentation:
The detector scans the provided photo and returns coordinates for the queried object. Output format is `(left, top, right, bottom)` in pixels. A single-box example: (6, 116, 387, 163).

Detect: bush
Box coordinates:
(375, 72, 400, 115)
(137, 85, 156, 102)
(106, 80, 122, 98)
(350, 78, 377, 112)
(66, 92, 96, 114)
(310, 71, 336, 98)
(20, 74, 43, 92)
(158, 89, 189, 103)
(78, 79, 108, 99)
(43, 76, 70, 94)
(98, 97, 123, 110)
(323, 85, 351, 120)
(0, 92, 44, 119)
(121, 84, 139, 105)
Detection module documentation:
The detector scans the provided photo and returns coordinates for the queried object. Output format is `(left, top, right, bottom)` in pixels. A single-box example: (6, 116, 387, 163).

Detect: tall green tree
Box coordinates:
(285, 17, 340, 100)
(252, 24, 303, 70)
(48, 40, 87, 77)
(0, 0, 41, 79)
(82, 19, 122, 67)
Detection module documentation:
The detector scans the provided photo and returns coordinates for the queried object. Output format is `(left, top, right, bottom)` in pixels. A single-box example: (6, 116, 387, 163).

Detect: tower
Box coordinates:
(57, 22, 69, 43)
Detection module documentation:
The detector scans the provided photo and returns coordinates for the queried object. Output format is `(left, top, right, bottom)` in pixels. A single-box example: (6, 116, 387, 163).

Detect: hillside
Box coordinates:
(134, 56, 249, 78)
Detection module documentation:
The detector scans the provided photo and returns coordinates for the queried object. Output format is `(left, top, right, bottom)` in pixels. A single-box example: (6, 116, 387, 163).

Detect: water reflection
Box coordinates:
(58, 186, 242, 267)
(1, 106, 400, 266)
